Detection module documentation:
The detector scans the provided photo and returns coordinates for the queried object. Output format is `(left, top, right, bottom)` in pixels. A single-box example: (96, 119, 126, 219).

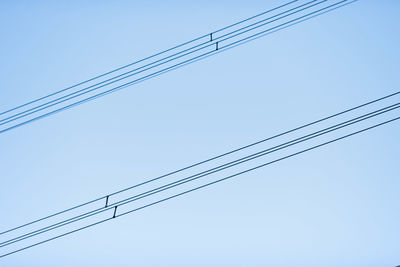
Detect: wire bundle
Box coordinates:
(1, 90, 399, 258)
(0, 0, 357, 134)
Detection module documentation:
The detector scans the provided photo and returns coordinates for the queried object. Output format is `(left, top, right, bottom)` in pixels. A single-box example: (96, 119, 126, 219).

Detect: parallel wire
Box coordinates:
(2, 102, 399, 248)
(1, 88, 397, 237)
(0, 0, 301, 117)
(0, 0, 300, 117)
(0, 0, 362, 251)
(0, 0, 351, 134)
(0, 0, 383, 260)
(1, 115, 399, 259)
(152, 0, 358, 82)
(0, 0, 324, 126)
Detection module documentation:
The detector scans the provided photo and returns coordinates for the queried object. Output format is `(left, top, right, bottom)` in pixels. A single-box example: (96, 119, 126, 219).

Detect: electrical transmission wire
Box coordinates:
(0, 91, 400, 243)
(0, 0, 376, 260)
(0, 0, 300, 117)
(0, 0, 357, 134)
(0, 0, 332, 127)
(1, 113, 398, 259)
(1, 100, 399, 251)
(1, 90, 399, 257)
(2, 0, 321, 125)
(0, 0, 349, 127)
(2, 90, 397, 238)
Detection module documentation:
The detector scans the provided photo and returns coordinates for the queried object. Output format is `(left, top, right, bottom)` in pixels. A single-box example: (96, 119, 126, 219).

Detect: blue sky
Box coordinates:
(0, 1, 399, 266)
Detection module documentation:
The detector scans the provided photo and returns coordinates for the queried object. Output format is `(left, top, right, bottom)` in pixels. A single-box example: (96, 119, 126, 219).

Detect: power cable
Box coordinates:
(0, 0, 355, 134)
(0, 0, 329, 126)
(0, 0, 301, 117)
(1, 100, 399, 249)
(1, 114, 398, 259)
(1, 89, 397, 237)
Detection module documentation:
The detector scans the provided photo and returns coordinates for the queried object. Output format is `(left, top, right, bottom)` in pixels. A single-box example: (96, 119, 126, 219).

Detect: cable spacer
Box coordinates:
(105, 196, 109, 208)
(113, 206, 118, 218)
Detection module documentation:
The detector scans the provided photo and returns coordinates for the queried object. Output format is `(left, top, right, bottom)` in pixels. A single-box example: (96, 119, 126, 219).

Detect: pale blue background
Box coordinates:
(0, 0, 399, 266)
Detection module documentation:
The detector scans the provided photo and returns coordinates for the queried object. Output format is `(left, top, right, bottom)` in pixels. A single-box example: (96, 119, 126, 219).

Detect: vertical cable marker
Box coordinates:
(105, 196, 109, 208)
(112, 206, 118, 219)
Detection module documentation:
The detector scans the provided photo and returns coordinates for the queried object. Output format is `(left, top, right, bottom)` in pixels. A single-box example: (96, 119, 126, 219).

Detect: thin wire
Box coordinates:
(0, 0, 360, 236)
(0, 0, 354, 135)
(1, 88, 397, 236)
(0, 0, 325, 126)
(211, 0, 301, 34)
(0, 0, 300, 116)
(219, 0, 359, 54)
(220, 0, 347, 49)
(2, 102, 399, 247)
(1, 115, 398, 259)
(117, 116, 400, 218)
(0, 0, 369, 257)
(151, 0, 359, 84)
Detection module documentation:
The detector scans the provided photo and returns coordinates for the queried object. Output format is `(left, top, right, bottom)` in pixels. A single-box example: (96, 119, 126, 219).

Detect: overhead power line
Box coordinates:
(1, 112, 398, 259)
(0, 0, 376, 260)
(1, 101, 399, 250)
(0, 0, 329, 126)
(0, 0, 300, 117)
(0, 0, 357, 134)
(2, 90, 397, 238)
(1, 90, 399, 258)
(0, 91, 400, 238)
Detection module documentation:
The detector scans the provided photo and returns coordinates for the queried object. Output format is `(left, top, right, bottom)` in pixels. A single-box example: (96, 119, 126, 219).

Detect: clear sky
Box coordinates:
(0, 0, 399, 266)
